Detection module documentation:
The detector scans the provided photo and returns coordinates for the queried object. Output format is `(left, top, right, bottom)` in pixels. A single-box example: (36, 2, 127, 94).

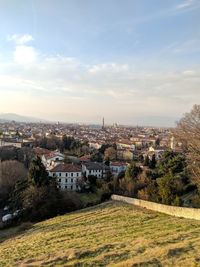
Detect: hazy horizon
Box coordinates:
(0, 112, 179, 127)
(0, 0, 199, 126)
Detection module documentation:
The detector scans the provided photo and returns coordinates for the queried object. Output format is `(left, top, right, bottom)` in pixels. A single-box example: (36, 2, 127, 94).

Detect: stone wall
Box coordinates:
(111, 194, 200, 220)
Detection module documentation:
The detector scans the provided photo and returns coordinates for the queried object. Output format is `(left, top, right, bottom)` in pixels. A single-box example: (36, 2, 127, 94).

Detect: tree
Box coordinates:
(10, 179, 28, 209)
(88, 175, 97, 186)
(99, 144, 111, 154)
(174, 104, 200, 190)
(104, 147, 117, 161)
(149, 154, 156, 169)
(156, 172, 184, 205)
(155, 138, 160, 147)
(156, 151, 186, 177)
(125, 162, 141, 182)
(138, 154, 144, 163)
(146, 180, 160, 202)
(144, 155, 150, 167)
(91, 152, 103, 162)
(0, 160, 27, 205)
(28, 157, 49, 187)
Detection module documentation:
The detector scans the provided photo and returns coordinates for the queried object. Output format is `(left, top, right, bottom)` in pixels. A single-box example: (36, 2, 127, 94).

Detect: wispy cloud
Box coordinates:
(176, 0, 195, 10)
(0, 49, 199, 121)
(1, 29, 200, 124)
(88, 63, 129, 74)
(124, 0, 200, 26)
(7, 34, 34, 45)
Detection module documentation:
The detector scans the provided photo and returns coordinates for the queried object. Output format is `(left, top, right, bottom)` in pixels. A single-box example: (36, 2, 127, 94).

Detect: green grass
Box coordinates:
(78, 189, 103, 207)
(1, 201, 200, 266)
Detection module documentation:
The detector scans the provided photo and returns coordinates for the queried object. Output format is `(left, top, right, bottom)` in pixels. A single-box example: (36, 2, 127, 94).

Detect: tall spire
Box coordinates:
(102, 117, 105, 129)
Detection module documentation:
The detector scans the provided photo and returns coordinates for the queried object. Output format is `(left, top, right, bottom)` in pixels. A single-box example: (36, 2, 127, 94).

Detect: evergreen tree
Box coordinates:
(144, 155, 150, 167)
(125, 162, 141, 182)
(28, 157, 49, 187)
(149, 154, 156, 169)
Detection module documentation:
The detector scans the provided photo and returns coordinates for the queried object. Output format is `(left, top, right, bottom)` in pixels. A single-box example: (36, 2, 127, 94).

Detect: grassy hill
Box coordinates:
(1, 201, 200, 266)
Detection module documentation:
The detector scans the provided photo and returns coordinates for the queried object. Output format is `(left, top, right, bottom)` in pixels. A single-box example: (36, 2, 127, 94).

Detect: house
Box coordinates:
(146, 146, 165, 160)
(34, 147, 52, 157)
(110, 162, 128, 177)
(117, 140, 135, 151)
(82, 162, 110, 178)
(48, 163, 82, 190)
(78, 155, 91, 163)
(89, 142, 101, 149)
(0, 139, 23, 148)
(41, 151, 64, 170)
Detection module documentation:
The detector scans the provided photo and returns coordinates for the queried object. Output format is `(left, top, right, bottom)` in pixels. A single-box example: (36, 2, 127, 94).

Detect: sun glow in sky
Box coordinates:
(0, 0, 200, 126)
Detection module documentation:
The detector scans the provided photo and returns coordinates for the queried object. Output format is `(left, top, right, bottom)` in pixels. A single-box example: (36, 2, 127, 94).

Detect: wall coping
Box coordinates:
(111, 194, 200, 220)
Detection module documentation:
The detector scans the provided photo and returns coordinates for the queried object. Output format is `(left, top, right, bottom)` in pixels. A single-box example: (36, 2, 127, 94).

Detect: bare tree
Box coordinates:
(104, 147, 117, 161)
(0, 160, 27, 200)
(174, 105, 200, 189)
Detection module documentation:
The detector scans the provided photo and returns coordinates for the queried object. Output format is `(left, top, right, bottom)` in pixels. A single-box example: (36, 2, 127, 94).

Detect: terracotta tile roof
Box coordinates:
(34, 147, 51, 156)
(50, 163, 81, 173)
(110, 162, 128, 167)
(79, 155, 91, 161)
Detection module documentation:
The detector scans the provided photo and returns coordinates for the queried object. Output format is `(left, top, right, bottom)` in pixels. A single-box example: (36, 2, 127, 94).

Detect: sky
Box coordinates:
(0, 0, 200, 126)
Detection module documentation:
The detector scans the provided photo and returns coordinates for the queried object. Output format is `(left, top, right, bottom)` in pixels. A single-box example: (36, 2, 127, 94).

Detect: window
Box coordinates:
(71, 185, 73, 190)
(53, 173, 56, 177)
(71, 178, 73, 183)
(59, 173, 61, 177)
(65, 185, 68, 189)
(65, 178, 68, 182)
(71, 173, 73, 177)
(66, 173, 68, 177)
(77, 173, 79, 176)
(58, 178, 61, 182)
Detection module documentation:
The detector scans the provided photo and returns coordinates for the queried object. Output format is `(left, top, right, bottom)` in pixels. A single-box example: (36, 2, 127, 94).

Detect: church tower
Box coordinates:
(170, 136, 176, 151)
(102, 117, 105, 129)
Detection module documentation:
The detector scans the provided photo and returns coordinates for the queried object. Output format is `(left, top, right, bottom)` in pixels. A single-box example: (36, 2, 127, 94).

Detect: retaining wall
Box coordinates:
(111, 194, 200, 220)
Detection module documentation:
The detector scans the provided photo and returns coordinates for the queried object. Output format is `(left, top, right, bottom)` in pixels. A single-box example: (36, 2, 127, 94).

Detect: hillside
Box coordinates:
(1, 201, 200, 266)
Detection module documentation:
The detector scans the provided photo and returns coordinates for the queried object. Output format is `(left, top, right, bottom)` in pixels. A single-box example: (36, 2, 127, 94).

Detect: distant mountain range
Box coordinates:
(0, 113, 48, 123)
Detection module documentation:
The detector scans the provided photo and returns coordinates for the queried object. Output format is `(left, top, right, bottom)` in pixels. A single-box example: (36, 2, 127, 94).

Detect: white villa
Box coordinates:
(48, 163, 82, 191)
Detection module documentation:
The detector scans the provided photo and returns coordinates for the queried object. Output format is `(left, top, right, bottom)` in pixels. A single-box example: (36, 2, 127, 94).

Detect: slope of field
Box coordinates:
(1, 201, 200, 266)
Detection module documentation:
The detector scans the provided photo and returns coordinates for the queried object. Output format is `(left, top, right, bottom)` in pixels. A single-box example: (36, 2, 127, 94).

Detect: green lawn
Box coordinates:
(1, 201, 200, 266)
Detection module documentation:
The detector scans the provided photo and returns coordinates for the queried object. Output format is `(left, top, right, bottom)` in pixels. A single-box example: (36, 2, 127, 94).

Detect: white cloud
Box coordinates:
(7, 34, 34, 45)
(88, 63, 129, 74)
(14, 45, 37, 64)
(176, 0, 194, 9)
(175, 0, 200, 10)
(182, 70, 197, 76)
(0, 53, 199, 125)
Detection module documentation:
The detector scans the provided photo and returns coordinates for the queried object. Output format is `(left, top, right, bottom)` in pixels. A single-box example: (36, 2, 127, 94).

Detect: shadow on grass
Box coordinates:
(0, 222, 33, 243)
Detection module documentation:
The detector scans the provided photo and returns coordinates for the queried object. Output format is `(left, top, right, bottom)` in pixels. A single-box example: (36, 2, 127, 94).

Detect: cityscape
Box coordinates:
(0, 0, 200, 266)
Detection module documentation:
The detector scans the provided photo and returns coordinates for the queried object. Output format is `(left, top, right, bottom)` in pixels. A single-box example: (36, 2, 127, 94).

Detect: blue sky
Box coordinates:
(0, 0, 200, 126)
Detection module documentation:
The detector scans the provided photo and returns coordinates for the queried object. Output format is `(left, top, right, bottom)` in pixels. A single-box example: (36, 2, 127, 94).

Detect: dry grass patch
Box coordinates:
(0, 201, 200, 266)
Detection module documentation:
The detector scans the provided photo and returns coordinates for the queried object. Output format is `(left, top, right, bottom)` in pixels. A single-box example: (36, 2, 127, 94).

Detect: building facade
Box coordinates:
(49, 163, 82, 191)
